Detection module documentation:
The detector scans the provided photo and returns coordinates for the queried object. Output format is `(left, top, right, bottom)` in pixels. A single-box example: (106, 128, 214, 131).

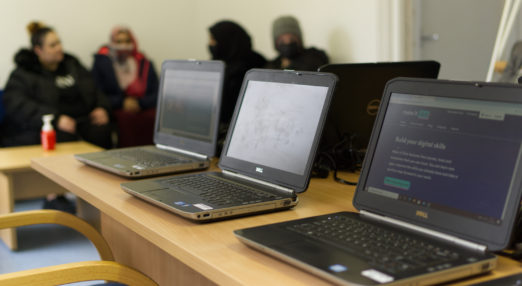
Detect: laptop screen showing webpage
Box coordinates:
(358, 91, 522, 249)
(226, 80, 328, 176)
(158, 69, 221, 143)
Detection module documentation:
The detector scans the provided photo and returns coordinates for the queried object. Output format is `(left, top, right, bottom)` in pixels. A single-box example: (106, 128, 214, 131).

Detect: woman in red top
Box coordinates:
(92, 26, 159, 147)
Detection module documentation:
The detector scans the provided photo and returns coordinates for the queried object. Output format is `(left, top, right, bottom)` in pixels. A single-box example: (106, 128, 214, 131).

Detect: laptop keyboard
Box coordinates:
(287, 214, 460, 274)
(164, 174, 284, 207)
(113, 149, 192, 167)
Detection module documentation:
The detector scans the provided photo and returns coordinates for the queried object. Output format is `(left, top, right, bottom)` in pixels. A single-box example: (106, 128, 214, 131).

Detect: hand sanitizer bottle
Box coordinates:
(41, 114, 56, 150)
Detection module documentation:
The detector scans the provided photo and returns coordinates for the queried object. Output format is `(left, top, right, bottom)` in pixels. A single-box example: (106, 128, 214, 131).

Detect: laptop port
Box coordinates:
(203, 213, 210, 217)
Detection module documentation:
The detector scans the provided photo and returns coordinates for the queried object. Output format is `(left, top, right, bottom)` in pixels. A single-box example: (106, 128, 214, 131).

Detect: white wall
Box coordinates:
(0, 0, 385, 87)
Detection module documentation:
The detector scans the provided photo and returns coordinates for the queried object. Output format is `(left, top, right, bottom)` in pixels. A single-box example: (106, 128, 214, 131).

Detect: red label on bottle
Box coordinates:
(41, 130, 56, 150)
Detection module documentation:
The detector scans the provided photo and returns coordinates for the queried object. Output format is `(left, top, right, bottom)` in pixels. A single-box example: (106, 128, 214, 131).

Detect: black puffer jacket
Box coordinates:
(1, 49, 110, 146)
(265, 47, 329, 71)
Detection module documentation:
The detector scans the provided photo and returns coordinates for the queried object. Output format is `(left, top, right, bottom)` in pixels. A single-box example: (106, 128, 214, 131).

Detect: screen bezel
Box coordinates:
(354, 78, 522, 251)
(153, 60, 224, 157)
(219, 69, 337, 193)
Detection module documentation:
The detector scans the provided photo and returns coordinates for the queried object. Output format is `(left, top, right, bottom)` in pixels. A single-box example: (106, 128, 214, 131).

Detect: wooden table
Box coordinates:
(0, 141, 102, 250)
(31, 154, 522, 285)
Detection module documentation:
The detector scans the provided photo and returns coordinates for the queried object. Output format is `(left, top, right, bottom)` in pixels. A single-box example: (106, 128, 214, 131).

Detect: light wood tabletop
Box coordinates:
(0, 141, 101, 172)
(31, 154, 522, 285)
(0, 141, 102, 250)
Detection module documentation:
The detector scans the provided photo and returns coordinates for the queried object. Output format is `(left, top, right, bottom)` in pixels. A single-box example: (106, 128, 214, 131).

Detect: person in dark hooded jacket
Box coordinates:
(265, 15, 329, 71)
(1, 22, 112, 149)
(208, 20, 266, 134)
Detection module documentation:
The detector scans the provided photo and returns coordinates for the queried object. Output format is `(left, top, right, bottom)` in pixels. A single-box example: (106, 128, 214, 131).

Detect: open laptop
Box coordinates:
(121, 69, 337, 221)
(235, 78, 522, 285)
(75, 60, 224, 178)
(317, 61, 439, 164)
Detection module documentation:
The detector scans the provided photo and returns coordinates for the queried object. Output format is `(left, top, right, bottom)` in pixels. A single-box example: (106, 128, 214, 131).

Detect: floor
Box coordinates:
(0, 198, 104, 285)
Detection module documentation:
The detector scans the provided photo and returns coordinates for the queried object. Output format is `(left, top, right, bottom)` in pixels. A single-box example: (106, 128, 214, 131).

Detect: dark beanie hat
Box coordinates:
(272, 16, 302, 46)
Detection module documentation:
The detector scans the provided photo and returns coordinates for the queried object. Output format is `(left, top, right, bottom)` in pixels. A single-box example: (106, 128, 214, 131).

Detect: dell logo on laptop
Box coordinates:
(255, 167, 264, 173)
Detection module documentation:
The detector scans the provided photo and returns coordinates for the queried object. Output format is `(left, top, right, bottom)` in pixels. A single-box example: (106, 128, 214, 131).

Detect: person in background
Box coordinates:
(208, 20, 266, 150)
(1, 21, 113, 213)
(498, 41, 522, 84)
(92, 26, 159, 147)
(265, 15, 329, 71)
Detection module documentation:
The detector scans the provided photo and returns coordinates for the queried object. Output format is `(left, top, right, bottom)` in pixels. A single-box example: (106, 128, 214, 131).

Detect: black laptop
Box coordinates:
(317, 61, 440, 166)
(75, 60, 224, 178)
(235, 78, 522, 285)
(121, 69, 337, 221)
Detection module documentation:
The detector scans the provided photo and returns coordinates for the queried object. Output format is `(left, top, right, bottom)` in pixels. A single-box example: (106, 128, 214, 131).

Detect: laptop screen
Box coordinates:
(355, 79, 522, 250)
(153, 60, 224, 157)
(158, 69, 221, 142)
(226, 80, 329, 175)
(318, 61, 440, 153)
(219, 69, 337, 193)
(364, 93, 522, 225)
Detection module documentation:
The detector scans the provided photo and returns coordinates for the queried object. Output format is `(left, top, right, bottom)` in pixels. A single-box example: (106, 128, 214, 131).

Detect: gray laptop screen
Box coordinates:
(226, 80, 329, 175)
(364, 93, 522, 225)
(158, 70, 221, 142)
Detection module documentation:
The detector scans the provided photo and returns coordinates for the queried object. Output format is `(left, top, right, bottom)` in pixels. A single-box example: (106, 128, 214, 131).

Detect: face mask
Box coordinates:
(208, 44, 221, 60)
(277, 42, 300, 59)
(111, 43, 133, 62)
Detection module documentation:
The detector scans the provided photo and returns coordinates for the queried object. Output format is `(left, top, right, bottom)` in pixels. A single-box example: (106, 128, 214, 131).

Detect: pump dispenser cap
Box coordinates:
(42, 114, 55, 132)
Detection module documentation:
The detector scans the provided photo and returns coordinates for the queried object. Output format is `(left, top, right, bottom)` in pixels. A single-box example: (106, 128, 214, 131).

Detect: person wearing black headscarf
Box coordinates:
(208, 20, 266, 133)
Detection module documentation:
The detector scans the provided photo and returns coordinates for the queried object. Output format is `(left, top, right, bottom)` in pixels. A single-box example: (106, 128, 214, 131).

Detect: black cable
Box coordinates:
(322, 152, 358, 186)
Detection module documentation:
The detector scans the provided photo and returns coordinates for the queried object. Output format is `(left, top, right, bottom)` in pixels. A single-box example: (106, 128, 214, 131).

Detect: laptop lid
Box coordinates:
(318, 61, 440, 152)
(219, 69, 337, 193)
(153, 60, 224, 157)
(354, 78, 522, 251)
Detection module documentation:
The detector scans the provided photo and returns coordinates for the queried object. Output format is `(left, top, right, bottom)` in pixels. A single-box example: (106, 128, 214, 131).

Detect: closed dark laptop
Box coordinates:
(75, 60, 224, 178)
(121, 69, 337, 221)
(235, 78, 522, 285)
(318, 61, 439, 155)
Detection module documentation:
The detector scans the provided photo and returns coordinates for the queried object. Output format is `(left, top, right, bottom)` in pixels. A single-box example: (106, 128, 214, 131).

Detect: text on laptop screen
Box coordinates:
(364, 93, 522, 225)
(158, 70, 220, 142)
(226, 80, 328, 175)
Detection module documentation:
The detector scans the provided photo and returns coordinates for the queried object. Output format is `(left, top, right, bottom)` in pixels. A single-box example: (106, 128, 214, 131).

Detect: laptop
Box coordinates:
(235, 78, 522, 285)
(121, 69, 337, 221)
(317, 61, 439, 162)
(75, 60, 224, 178)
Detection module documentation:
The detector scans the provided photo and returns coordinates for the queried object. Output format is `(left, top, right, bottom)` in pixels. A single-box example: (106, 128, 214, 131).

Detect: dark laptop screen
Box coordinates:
(364, 93, 522, 225)
(158, 69, 221, 142)
(226, 80, 329, 175)
(318, 61, 440, 154)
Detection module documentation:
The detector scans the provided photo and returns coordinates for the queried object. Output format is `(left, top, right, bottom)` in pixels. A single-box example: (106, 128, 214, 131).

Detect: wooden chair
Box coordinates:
(0, 210, 157, 286)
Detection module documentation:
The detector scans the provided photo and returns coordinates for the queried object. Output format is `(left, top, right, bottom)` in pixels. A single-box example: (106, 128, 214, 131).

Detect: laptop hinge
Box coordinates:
(156, 144, 208, 160)
(222, 170, 295, 194)
(360, 210, 487, 253)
